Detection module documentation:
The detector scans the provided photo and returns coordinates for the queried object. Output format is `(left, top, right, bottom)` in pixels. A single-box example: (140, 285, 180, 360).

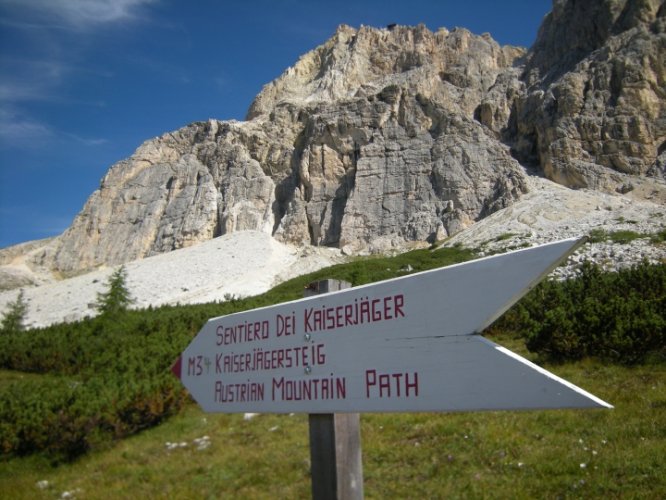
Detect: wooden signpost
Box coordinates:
(171, 237, 612, 498)
(305, 279, 363, 500)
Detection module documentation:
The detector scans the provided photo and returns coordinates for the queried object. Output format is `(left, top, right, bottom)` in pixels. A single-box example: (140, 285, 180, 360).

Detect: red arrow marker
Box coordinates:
(170, 355, 182, 380)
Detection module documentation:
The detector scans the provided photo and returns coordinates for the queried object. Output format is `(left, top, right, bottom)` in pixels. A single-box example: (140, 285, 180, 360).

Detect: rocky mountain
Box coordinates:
(510, 0, 666, 192)
(47, 23, 528, 274)
(1, 0, 665, 288)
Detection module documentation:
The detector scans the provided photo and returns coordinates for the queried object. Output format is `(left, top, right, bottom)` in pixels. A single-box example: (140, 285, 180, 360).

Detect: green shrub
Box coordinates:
(588, 228, 608, 243)
(494, 232, 517, 242)
(608, 230, 643, 244)
(0, 306, 208, 460)
(0, 373, 186, 460)
(588, 228, 665, 245)
(496, 261, 665, 364)
(650, 229, 666, 244)
(3, 248, 661, 461)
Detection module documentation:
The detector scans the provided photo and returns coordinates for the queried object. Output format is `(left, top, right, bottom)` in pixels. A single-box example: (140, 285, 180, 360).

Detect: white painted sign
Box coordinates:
(172, 238, 612, 413)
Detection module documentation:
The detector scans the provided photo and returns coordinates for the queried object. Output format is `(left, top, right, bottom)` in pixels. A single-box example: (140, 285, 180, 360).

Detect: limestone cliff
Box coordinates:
(50, 23, 527, 272)
(4, 0, 665, 278)
(509, 0, 666, 193)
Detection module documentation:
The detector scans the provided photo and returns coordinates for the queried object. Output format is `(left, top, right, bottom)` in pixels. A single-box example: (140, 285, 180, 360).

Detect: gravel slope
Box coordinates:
(0, 231, 344, 328)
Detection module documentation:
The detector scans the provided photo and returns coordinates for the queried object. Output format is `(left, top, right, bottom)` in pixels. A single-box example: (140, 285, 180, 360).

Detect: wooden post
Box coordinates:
(334, 413, 363, 499)
(305, 280, 363, 500)
(308, 413, 337, 500)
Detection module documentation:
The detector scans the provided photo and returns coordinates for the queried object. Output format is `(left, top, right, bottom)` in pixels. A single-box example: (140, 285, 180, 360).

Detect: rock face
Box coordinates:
(5, 0, 665, 278)
(51, 23, 528, 273)
(509, 0, 666, 193)
(53, 122, 278, 272)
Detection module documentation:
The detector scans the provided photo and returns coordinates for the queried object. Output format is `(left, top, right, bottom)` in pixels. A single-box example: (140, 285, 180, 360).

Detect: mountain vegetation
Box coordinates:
(0, 248, 663, 462)
(0, 290, 28, 335)
(94, 266, 134, 318)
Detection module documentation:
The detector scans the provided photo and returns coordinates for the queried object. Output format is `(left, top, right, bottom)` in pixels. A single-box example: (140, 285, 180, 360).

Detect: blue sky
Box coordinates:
(0, 0, 552, 248)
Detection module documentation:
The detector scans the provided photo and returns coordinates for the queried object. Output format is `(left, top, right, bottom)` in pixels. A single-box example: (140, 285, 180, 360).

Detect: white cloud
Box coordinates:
(0, 108, 107, 149)
(0, 1, 156, 149)
(0, 0, 159, 29)
(0, 62, 65, 103)
(0, 0, 156, 151)
(0, 108, 53, 145)
(0, 0, 158, 28)
(0, 120, 51, 140)
(0, 82, 44, 103)
(64, 133, 109, 146)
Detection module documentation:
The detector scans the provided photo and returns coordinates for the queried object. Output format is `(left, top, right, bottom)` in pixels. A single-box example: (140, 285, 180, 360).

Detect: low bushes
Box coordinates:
(0, 307, 210, 460)
(0, 373, 186, 460)
(494, 260, 665, 364)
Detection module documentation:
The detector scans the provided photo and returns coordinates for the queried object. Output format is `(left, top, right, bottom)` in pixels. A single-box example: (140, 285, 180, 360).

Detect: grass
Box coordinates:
(588, 228, 666, 245)
(262, 245, 476, 304)
(475, 233, 531, 255)
(494, 232, 517, 242)
(651, 229, 666, 244)
(608, 230, 644, 244)
(1, 340, 665, 499)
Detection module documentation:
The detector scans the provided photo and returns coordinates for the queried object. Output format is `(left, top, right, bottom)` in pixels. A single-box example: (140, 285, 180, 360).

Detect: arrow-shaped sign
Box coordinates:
(172, 238, 612, 413)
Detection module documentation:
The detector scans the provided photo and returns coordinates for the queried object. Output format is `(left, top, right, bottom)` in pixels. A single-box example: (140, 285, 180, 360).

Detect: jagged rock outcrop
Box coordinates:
(53, 121, 279, 271)
(4, 0, 665, 279)
(509, 0, 666, 194)
(272, 89, 527, 252)
(247, 24, 523, 121)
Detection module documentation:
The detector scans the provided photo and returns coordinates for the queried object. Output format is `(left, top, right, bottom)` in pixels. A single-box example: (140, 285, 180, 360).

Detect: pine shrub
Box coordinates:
(506, 261, 665, 364)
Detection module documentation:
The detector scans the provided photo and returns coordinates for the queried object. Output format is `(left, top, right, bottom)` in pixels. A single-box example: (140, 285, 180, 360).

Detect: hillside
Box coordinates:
(1, 249, 664, 497)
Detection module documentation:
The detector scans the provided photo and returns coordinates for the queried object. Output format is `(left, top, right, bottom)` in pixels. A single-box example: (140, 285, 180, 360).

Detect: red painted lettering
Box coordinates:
(383, 296, 393, 319)
(335, 306, 344, 328)
(187, 355, 203, 376)
(360, 298, 371, 323)
(365, 369, 376, 398)
(344, 304, 355, 325)
(304, 308, 313, 332)
(326, 307, 335, 329)
(394, 294, 405, 317)
(365, 369, 419, 398)
(405, 371, 418, 397)
(372, 299, 382, 321)
(276, 312, 296, 337)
